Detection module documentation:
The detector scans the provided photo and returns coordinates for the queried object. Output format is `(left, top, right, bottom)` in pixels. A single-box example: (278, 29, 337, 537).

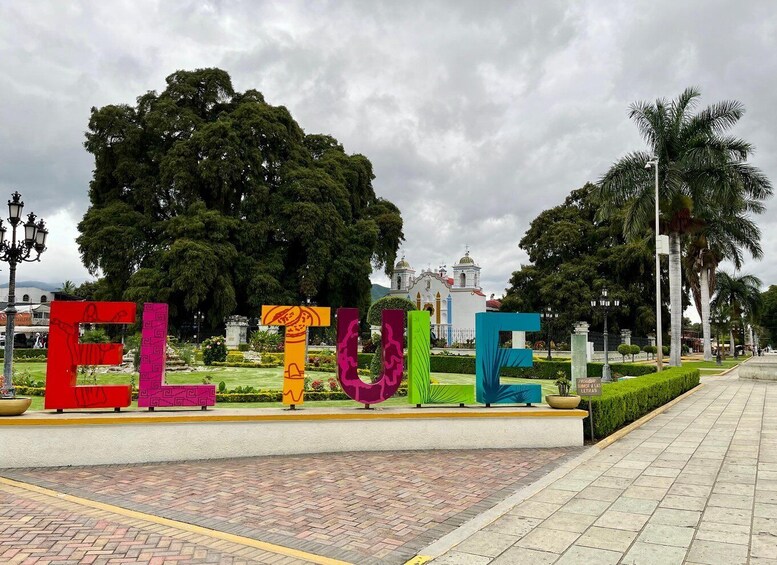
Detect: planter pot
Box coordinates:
(0, 397, 32, 416)
(545, 395, 581, 409)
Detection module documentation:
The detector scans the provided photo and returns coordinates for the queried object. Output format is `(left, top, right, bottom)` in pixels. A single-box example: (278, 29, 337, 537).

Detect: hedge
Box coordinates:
(357, 353, 653, 379)
(210, 361, 281, 368)
(580, 367, 699, 439)
(0, 348, 48, 359)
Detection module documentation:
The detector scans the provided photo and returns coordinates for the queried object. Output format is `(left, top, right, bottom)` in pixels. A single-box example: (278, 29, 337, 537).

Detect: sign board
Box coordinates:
(656, 234, 670, 255)
(577, 377, 602, 397)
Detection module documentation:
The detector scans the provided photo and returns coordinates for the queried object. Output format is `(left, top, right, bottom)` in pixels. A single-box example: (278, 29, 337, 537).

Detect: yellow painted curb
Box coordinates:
(595, 383, 705, 450)
(0, 408, 589, 427)
(404, 556, 432, 564)
(0, 476, 350, 565)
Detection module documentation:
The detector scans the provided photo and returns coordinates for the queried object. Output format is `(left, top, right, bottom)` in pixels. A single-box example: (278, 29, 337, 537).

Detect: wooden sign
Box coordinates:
(577, 377, 602, 397)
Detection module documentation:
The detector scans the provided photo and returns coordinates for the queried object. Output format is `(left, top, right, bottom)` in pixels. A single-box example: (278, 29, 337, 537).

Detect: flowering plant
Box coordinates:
(202, 336, 227, 365)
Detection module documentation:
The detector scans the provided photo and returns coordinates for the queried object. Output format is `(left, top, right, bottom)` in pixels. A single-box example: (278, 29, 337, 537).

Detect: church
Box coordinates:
(387, 250, 499, 346)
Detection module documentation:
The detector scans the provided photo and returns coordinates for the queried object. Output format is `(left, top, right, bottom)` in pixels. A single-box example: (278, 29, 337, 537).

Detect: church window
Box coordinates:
(459, 273, 466, 287)
(41, 295, 48, 303)
(396, 276, 401, 290)
(22, 294, 29, 302)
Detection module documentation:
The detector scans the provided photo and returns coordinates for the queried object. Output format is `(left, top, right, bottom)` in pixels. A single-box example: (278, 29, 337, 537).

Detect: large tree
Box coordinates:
(595, 88, 771, 366)
(502, 184, 666, 338)
(713, 271, 762, 356)
(77, 69, 403, 330)
(684, 200, 762, 361)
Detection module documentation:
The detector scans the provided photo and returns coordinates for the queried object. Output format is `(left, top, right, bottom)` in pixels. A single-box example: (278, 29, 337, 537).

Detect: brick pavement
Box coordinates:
(0, 479, 305, 564)
(428, 368, 777, 565)
(2, 447, 581, 564)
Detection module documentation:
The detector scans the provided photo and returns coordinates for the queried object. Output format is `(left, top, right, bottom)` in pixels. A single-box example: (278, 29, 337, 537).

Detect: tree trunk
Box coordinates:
(729, 329, 735, 357)
(700, 266, 712, 362)
(668, 233, 682, 366)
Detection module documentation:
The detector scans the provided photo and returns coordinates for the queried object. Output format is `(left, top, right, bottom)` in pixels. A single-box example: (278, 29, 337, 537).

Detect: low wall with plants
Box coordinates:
(581, 367, 700, 439)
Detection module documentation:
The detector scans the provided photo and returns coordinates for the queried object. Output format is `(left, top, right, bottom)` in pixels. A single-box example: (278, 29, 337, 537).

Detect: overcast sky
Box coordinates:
(1, 1, 776, 311)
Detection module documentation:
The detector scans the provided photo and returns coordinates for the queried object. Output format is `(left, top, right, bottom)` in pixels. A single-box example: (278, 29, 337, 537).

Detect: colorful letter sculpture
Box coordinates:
(336, 308, 404, 407)
(407, 311, 474, 406)
(261, 305, 331, 406)
(138, 303, 216, 409)
(45, 301, 136, 411)
(475, 312, 542, 406)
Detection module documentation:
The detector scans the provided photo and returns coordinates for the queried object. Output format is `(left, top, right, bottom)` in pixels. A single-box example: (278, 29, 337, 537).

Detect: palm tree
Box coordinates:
(595, 88, 771, 366)
(713, 271, 762, 357)
(685, 202, 763, 361)
(58, 280, 77, 294)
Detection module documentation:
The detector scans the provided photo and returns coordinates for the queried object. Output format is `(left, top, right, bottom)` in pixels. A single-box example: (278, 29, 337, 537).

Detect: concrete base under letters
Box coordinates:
(0, 407, 587, 468)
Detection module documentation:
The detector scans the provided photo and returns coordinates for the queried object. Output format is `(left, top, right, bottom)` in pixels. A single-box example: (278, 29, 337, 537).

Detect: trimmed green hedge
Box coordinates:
(0, 348, 48, 359)
(210, 361, 281, 368)
(357, 353, 653, 379)
(580, 367, 699, 439)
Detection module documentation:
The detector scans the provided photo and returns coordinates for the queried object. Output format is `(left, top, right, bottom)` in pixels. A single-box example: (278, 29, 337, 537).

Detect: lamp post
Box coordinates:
(0, 192, 48, 398)
(194, 311, 204, 346)
(591, 288, 620, 382)
(645, 157, 663, 372)
(542, 307, 558, 360)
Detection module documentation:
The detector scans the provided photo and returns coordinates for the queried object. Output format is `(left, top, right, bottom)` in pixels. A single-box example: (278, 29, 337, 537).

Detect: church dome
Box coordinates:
(457, 250, 475, 265)
(395, 256, 411, 270)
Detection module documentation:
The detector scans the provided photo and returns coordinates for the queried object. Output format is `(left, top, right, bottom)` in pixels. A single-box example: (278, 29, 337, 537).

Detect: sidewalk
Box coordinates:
(427, 368, 777, 565)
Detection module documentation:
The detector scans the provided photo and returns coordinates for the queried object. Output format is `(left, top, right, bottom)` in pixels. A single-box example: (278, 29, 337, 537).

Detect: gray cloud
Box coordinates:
(1, 0, 776, 306)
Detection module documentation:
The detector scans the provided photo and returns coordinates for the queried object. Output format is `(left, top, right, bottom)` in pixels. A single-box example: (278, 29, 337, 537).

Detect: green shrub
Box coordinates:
(250, 329, 284, 352)
(202, 336, 228, 365)
(617, 344, 631, 361)
(211, 361, 280, 368)
(237, 343, 250, 352)
(0, 348, 48, 359)
(81, 328, 110, 343)
(580, 367, 699, 439)
(226, 352, 245, 363)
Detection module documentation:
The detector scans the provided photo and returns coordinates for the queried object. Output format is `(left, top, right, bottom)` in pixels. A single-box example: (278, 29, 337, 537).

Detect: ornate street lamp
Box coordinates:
(541, 307, 559, 360)
(194, 311, 204, 346)
(591, 288, 621, 383)
(0, 192, 48, 398)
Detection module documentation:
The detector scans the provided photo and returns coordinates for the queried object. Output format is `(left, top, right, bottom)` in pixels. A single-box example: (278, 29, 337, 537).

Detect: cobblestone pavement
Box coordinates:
(1, 447, 581, 564)
(429, 369, 777, 565)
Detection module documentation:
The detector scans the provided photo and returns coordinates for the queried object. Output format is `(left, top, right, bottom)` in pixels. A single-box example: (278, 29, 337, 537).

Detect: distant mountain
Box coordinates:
(371, 283, 390, 302)
(0, 280, 60, 291)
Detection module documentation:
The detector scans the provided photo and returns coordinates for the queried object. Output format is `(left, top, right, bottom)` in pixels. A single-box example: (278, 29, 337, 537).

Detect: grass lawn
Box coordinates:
(15, 363, 558, 410)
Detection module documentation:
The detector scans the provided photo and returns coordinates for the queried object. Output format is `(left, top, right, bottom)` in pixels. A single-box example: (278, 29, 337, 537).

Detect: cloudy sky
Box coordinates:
(1, 0, 776, 306)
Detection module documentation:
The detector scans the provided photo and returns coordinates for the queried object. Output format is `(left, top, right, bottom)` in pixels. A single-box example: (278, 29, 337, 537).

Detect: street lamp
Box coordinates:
(0, 192, 48, 398)
(194, 311, 204, 346)
(645, 157, 663, 372)
(591, 288, 621, 382)
(541, 307, 558, 360)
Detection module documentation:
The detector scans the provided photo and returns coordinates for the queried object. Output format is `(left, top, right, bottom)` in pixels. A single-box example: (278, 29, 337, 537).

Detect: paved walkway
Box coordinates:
(0, 446, 579, 564)
(428, 368, 777, 564)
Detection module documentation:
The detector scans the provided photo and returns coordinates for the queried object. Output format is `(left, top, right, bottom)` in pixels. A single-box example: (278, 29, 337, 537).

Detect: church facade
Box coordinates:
(387, 250, 493, 346)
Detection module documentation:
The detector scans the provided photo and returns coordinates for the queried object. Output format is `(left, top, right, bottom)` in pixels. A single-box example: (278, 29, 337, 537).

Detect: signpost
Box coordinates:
(576, 377, 602, 441)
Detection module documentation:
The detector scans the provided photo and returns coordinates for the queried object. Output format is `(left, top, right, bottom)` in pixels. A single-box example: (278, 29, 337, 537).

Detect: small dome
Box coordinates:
(457, 250, 475, 265)
(395, 256, 411, 270)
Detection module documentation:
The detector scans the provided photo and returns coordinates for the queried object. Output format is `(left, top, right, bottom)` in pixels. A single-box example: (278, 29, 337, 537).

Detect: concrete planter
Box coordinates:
(0, 397, 32, 416)
(545, 395, 581, 409)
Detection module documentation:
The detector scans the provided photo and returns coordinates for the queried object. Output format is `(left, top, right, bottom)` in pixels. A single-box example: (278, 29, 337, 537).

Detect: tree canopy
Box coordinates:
(502, 184, 669, 337)
(77, 68, 403, 330)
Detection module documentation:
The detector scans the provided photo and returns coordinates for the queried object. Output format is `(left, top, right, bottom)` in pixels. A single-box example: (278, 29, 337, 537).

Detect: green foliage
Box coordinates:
(0, 349, 48, 360)
(202, 336, 227, 365)
(250, 330, 284, 352)
(617, 343, 631, 361)
(237, 343, 250, 352)
(366, 296, 417, 325)
(218, 381, 227, 393)
(629, 344, 641, 361)
(359, 353, 655, 378)
(501, 184, 665, 336)
(761, 285, 777, 345)
(77, 68, 404, 328)
(582, 367, 699, 438)
(81, 328, 110, 343)
(211, 361, 279, 368)
(226, 352, 245, 363)
(554, 371, 571, 396)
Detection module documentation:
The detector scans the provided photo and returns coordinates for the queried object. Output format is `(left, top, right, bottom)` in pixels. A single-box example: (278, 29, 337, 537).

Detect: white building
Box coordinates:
(0, 286, 52, 305)
(387, 250, 488, 346)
